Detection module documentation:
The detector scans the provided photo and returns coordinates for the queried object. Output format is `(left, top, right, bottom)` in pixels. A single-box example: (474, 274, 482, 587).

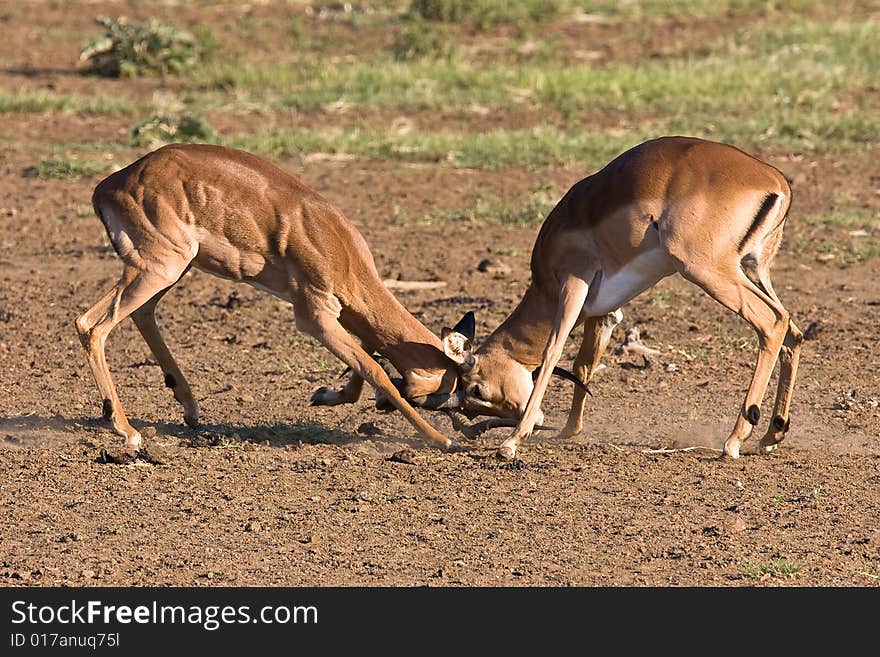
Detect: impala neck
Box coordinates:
(480, 283, 557, 370)
(355, 287, 453, 377)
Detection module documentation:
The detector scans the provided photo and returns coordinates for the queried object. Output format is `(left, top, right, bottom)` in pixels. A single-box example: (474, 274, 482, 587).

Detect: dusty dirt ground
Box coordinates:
(1, 2, 879, 587)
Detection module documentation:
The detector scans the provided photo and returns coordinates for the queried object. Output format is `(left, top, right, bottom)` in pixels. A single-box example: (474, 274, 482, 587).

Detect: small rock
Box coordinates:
(140, 426, 157, 440)
(309, 495, 322, 502)
(388, 449, 416, 465)
(139, 442, 168, 465)
(357, 422, 382, 436)
(244, 520, 262, 532)
(723, 516, 748, 533)
(237, 394, 255, 404)
(476, 258, 511, 276)
(803, 321, 823, 341)
(97, 447, 138, 465)
(190, 433, 216, 448)
(665, 362, 679, 372)
(80, 569, 96, 579)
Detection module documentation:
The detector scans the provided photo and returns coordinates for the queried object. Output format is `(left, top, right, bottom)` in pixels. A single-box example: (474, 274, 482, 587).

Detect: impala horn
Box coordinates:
(534, 366, 592, 396)
(410, 390, 464, 411)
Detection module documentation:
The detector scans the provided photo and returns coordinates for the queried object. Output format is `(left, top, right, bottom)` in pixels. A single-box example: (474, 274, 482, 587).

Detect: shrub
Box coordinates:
(80, 16, 202, 77)
(129, 112, 215, 147)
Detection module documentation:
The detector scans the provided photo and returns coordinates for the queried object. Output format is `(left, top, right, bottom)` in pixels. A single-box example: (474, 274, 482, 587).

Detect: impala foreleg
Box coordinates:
(497, 274, 590, 460)
(300, 305, 456, 451)
(558, 309, 622, 440)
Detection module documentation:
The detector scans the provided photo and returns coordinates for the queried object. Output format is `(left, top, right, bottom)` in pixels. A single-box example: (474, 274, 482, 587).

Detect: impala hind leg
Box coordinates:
(131, 282, 200, 428)
(76, 265, 187, 448)
(682, 268, 789, 458)
(498, 274, 590, 460)
(297, 303, 455, 450)
(557, 309, 622, 440)
(758, 319, 803, 453)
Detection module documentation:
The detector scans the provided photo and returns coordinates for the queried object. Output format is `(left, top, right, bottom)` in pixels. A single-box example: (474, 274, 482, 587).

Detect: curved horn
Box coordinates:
(547, 366, 592, 396)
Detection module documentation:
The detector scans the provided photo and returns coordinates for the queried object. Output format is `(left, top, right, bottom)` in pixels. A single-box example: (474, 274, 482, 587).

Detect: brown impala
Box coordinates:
(75, 144, 461, 451)
(437, 136, 803, 460)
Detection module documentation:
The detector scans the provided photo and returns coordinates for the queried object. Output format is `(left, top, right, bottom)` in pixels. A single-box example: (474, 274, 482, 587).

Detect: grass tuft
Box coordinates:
(408, 0, 560, 29)
(739, 558, 803, 580)
(23, 157, 113, 180)
(392, 17, 457, 61)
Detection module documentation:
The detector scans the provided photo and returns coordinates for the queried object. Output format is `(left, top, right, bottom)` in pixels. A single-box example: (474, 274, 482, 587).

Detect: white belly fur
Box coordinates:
(582, 246, 676, 316)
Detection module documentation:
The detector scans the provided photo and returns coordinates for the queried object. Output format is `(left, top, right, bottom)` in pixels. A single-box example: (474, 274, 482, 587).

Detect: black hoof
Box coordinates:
(310, 387, 332, 405)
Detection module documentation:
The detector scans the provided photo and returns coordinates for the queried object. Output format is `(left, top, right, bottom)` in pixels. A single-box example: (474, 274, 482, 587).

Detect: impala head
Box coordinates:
(439, 311, 559, 422)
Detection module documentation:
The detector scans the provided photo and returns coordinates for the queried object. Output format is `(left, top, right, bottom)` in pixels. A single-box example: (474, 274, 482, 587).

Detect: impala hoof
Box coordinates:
(310, 386, 335, 406)
(758, 435, 780, 454)
(496, 444, 517, 461)
(721, 441, 741, 459)
(555, 426, 583, 441)
(123, 432, 143, 450)
(184, 414, 199, 428)
(445, 440, 468, 454)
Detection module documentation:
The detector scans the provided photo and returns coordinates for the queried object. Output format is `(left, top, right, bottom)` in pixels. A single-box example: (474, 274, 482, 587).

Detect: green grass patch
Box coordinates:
(428, 186, 558, 226)
(0, 89, 134, 115)
(187, 17, 878, 121)
(797, 206, 879, 264)
(586, 0, 829, 18)
(23, 157, 114, 180)
(408, 0, 561, 29)
(803, 207, 878, 229)
(392, 17, 458, 61)
(811, 237, 880, 265)
(227, 124, 647, 169)
(226, 112, 874, 170)
(738, 558, 803, 580)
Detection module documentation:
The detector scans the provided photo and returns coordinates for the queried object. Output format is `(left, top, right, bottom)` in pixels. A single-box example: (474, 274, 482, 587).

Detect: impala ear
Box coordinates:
(442, 312, 476, 365)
